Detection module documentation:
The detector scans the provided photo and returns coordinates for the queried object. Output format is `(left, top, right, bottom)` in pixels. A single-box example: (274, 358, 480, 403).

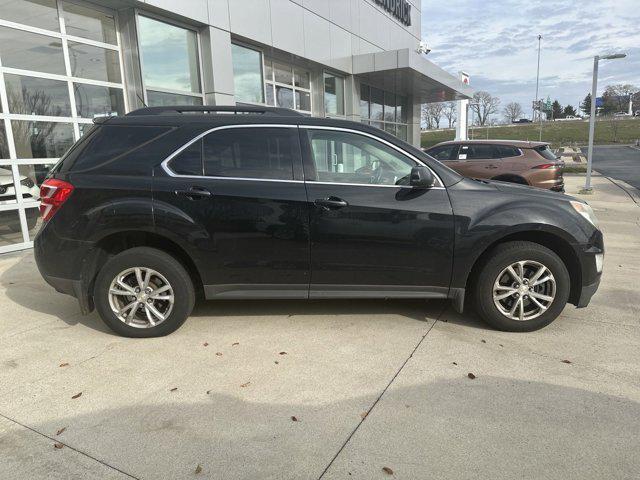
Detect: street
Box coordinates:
(582, 145, 640, 191)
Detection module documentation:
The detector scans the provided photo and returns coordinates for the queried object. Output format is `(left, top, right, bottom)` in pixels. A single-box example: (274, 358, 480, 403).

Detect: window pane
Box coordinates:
(384, 92, 396, 122)
(397, 96, 408, 123)
(0, 0, 59, 31)
(0, 26, 65, 74)
(307, 130, 414, 186)
(11, 121, 74, 158)
(273, 61, 292, 85)
(396, 125, 407, 142)
(5, 74, 71, 116)
(295, 91, 311, 111)
(170, 140, 202, 176)
(264, 60, 273, 81)
(384, 123, 396, 136)
(275, 86, 293, 109)
(265, 84, 274, 105)
(146, 90, 202, 107)
(68, 41, 121, 83)
(203, 127, 297, 180)
(0, 208, 23, 246)
(324, 73, 344, 116)
(231, 44, 264, 103)
(294, 69, 310, 89)
(370, 87, 384, 121)
(0, 124, 10, 159)
(360, 84, 369, 118)
(0, 164, 17, 204)
(17, 163, 53, 203)
(74, 83, 124, 118)
(62, 1, 117, 44)
(138, 16, 201, 94)
(79, 123, 95, 137)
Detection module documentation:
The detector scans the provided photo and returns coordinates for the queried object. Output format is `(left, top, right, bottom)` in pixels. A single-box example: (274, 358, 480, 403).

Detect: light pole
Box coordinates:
(583, 53, 627, 192)
(533, 35, 542, 122)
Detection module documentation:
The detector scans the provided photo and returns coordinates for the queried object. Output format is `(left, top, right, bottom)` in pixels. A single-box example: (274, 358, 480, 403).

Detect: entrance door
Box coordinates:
(153, 125, 310, 298)
(301, 127, 455, 298)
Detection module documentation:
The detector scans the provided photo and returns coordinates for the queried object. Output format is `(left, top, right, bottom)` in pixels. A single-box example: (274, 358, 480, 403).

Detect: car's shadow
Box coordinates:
(1, 252, 488, 334)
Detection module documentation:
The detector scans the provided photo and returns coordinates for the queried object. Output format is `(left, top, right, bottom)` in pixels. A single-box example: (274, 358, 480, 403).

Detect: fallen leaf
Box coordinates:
(452, 362, 458, 366)
(53, 443, 64, 449)
(382, 466, 394, 475)
(71, 392, 82, 399)
(240, 382, 250, 388)
(59, 363, 70, 368)
(56, 427, 66, 436)
(467, 373, 476, 380)
(206, 390, 211, 395)
(274, 361, 279, 364)
(291, 416, 298, 422)
(481, 339, 486, 343)
(360, 411, 368, 419)
(279, 351, 287, 355)
(499, 344, 504, 347)
(203, 342, 209, 347)
(215, 352, 223, 356)
(561, 359, 572, 364)
(170, 387, 178, 392)
(195, 464, 202, 474)
(232, 342, 239, 346)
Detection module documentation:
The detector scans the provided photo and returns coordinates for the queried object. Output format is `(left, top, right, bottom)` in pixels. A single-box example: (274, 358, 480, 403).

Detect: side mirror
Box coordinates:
(410, 166, 435, 188)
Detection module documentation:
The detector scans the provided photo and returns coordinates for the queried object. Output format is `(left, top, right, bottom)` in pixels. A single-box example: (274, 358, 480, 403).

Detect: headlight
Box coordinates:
(20, 177, 35, 188)
(570, 200, 599, 228)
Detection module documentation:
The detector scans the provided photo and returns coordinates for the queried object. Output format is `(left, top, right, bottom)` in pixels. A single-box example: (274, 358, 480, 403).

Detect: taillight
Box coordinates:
(532, 163, 558, 169)
(39, 179, 74, 222)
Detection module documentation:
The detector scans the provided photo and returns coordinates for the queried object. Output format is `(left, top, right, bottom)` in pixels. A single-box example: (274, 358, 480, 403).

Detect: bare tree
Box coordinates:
(443, 102, 457, 128)
(470, 91, 500, 126)
(604, 84, 638, 112)
(421, 103, 445, 130)
(503, 102, 523, 123)
(608, 115, 621, 143)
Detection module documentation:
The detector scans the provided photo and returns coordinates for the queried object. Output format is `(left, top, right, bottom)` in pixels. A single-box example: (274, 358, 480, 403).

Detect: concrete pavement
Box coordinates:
(0, 173, 639, 479)
(581, 145, 640, 190)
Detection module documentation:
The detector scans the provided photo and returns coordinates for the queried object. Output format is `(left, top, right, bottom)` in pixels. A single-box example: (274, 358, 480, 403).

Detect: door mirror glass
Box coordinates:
(410, 166, 435, 188)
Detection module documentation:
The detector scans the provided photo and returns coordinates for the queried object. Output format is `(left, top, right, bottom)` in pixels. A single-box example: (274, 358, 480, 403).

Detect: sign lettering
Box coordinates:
(374, 0, 412, 26)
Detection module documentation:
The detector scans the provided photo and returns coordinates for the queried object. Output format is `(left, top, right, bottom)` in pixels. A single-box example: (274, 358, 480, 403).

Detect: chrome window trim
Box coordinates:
(161, 123, 445, 189)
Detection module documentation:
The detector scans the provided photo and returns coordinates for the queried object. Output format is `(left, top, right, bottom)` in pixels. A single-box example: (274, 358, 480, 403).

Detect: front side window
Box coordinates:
(324, 72, 344, 116)
(428, 145, 457, 161)
(137, 15, 202, 106)
(459, 144, 495, 160)
(203, 128, 298, 180)
(307, 130, 414, 186)
(231, 44, 264, 103)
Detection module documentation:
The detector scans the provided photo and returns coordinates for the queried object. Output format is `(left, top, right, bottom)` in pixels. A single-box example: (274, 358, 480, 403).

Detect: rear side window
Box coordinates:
(203, 127, 298, 180)
(535, 145, 558, 161)
(59, 125, 172, 172)
(459, 144, 496, 160)
(495, 145, 521, 158)
(428, 145, 457, 161)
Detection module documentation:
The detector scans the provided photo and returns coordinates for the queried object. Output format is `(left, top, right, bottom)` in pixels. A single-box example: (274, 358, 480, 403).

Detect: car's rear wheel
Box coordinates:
(94, 247, 194, 337)
(473, 241, 570, 332)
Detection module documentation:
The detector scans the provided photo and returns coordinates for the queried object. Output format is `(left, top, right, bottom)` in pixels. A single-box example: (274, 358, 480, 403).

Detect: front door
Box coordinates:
(153, 125, 310, 298)
(455, 143, 501, 179)
(301, 128, 454, 298)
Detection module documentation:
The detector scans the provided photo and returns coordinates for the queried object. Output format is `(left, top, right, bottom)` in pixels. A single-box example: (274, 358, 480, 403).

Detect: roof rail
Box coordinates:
(126, 103, 306, 117)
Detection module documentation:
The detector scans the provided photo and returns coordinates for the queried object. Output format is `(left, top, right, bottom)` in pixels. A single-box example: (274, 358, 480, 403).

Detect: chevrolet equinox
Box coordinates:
(34, 105, 603, 337)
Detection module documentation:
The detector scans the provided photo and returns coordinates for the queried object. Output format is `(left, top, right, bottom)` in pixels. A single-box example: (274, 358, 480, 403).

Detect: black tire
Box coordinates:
(94, 247, 195, 337)
(472, 241, 570, 332)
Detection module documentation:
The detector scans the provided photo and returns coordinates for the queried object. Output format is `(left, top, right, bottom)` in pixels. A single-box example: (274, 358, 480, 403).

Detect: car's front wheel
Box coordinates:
(473, 241, 570, 332)
(94, 247, 195, 337)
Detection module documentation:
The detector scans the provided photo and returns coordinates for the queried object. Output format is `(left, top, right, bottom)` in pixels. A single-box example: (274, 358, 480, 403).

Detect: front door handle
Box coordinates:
(485, 164, 499, 169)
(314, 196, 348, 210)
(175, 186, 212, 200)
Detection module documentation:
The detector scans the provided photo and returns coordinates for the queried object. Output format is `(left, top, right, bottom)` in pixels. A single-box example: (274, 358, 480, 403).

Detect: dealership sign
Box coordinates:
(374, 0, 412, 26)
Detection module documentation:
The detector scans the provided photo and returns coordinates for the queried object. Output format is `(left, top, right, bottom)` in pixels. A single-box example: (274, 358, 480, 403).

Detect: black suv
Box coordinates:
(34, 105, 603, 337)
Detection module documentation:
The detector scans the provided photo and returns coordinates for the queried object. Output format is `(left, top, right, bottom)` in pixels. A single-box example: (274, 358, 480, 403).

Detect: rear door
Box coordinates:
(455, 144, 501, 179)
(153, 125, 310, 299)
(301, 127, 454, 297)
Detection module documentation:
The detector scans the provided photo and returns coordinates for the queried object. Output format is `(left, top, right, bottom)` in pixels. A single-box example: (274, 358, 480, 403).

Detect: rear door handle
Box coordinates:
(175, 186, 212, 200)
(314, 197, 348, 210)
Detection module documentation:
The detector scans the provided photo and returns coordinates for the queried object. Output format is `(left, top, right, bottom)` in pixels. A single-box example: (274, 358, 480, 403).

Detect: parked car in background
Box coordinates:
(0, 166, 39, 232)
(424, 140, 564, 192)
(556, 115, 579, 121)
(513, 118, 532, 124)
(34, 105, 601, 337)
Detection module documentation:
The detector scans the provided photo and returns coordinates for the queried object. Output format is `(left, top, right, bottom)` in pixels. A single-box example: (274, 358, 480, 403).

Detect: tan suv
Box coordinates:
(425, 140, 564, 191)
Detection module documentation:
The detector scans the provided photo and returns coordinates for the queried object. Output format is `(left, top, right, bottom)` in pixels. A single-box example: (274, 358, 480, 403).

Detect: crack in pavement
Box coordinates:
(317, 303, 447, 479)
(0, 411, 139, 479)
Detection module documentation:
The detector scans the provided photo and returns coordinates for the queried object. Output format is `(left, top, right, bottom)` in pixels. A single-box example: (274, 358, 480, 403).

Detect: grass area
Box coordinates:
(421, 118, 640, 149)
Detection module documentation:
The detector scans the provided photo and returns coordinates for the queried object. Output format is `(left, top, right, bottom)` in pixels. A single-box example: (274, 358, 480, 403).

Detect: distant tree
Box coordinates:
(551, 100, 563, 119)
(443, 101, 457, 128)
(421, 103, 444, 129)
(503, 102, 523, 123)
(608, 115, 621, 143)
(563, 105, 577, 117)
(580, 93, 591, 115)
(470, 91, 500, 126)
(604, 84, 637, 112)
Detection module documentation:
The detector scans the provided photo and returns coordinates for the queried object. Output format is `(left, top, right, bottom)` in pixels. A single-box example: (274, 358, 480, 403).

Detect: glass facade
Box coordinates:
(324, 72, 344, 116)
(0, 0, 125, 252)
(360, 84, 408, 141)
(231, 44, 264, 104)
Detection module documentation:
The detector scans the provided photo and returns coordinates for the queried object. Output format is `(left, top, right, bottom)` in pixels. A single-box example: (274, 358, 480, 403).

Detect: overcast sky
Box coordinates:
(421, 0, 640, 118)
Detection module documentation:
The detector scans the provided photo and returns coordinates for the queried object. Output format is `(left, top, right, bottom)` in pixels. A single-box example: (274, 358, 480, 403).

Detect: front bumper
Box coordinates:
(577, 276, 601, 307)
(572, 230, 604, 308)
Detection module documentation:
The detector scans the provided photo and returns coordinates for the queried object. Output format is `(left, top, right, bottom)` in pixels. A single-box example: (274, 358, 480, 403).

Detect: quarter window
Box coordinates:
(203, 128, 298, 180)
(307, 130, 414, 186)
(495, 145, 521, 158)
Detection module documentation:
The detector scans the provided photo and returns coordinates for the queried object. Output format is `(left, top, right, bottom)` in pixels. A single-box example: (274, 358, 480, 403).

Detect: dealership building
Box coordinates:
(0, 0, 472, 253)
